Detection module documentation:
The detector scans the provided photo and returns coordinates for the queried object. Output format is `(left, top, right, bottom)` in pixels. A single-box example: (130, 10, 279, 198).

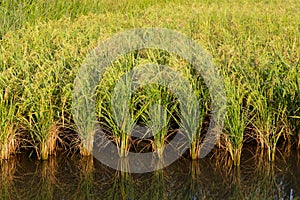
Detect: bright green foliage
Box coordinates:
(0, 0, 299, 163)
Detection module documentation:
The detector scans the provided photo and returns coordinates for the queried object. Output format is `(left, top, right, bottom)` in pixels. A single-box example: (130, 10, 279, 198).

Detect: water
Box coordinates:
(0, 149, 299, 200)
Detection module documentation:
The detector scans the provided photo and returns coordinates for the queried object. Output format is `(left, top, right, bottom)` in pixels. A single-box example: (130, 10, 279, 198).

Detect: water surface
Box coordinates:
(1, 149, 299, 200)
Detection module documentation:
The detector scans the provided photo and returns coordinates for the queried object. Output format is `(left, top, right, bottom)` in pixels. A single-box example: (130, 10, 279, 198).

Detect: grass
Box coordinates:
(0, 0, 299, 166)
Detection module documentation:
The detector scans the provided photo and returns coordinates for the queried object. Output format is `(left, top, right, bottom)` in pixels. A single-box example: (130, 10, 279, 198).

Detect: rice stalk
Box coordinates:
(19, 67, 62, 160)
(0, 74, 19, 160)
(223, 76, 250, 166)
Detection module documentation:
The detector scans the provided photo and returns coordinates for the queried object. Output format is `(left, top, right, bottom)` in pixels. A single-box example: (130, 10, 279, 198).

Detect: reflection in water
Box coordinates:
(72, 156, 95, 200)
(140, 161, 167, 200)
(0, 159, 18, 200)
(38, 157, 57, 200)
(104, 159, 135, 200)
(0, 150, 299, 199)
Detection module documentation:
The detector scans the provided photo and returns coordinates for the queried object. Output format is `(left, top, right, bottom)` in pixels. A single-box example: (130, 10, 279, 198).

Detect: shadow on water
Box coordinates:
(0, 149, 299, 200)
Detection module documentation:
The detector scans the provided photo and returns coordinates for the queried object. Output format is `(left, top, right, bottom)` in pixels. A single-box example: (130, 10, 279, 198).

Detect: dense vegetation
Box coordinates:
(0, 0, 299, 165)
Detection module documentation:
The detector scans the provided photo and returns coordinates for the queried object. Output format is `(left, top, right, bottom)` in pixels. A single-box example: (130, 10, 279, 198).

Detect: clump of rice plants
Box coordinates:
(190, 84, 209, 160)
(20, 84, 61, 160)
(245, 61, 291, 162)
(0, 73, 19, 160)
(179, 88, 203, 160)
(110, 72, 137, 157)
(0, 0, 299, 165)
(173, 62, 209, 160)
(148, 99, 170, 159)
(223, 76, 250, 166)
(249, 91, 288, 162)
(96, 49, 180, 158)
(19, 64, 63, 160)
(0, 19, 78, 160)
(0, 89, 18, 160)
(139, 85, 177, 159)
(283, 66, 300, 149)
(95, 54, 137, 158)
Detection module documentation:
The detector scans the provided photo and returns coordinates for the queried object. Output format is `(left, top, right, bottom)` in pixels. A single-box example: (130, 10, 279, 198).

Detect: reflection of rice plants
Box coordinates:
(24, 157, 58, 199)
(245, 162, 285, 199)
(72, 156, 95, 200)
(140, 161, 167, 200)
(105, 169, 135, 200)
(0, 158, 18, 199)
(179, 161, 203, 199)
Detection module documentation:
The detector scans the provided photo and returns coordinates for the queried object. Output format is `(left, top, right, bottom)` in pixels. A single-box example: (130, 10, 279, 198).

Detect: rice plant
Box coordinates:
(0, 71, 20, 160)
(223, 76, 250, 166)
(174, 67, 207, 160)
(0, 0, 299, 163)
(19, 67, 62, 160)
(0, 88, 18, 160)
(131, 52, 179, 158)
(138, 76, 178, 158)
(249, 92, 288, 162)
(147, 99, 170, 159)
(247, 64, 290, 162)
(283, 65, 300, 149)
(96, 55, 137, 157)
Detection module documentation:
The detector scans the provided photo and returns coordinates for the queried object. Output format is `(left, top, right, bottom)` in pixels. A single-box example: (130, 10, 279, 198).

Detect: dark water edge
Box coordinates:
(0, 149, 300, 200)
